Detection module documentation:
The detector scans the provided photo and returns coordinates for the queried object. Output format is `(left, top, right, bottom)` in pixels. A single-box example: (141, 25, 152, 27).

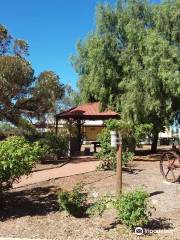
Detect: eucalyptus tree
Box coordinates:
(0, 25, 64, 129)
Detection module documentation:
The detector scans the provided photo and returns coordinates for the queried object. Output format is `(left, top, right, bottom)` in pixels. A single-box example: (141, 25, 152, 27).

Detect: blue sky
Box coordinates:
(0, 0, 160, 89)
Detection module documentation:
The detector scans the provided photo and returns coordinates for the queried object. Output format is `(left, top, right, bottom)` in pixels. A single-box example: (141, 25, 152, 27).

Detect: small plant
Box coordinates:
(87, 194, 115, 216)
(57, 182, 88, 217)
(97, 150, 117, 170)
(114, 189, 151, 229)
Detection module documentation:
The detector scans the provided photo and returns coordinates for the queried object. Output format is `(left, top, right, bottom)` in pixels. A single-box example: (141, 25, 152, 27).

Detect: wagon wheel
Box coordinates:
(160, 151, 180, 183)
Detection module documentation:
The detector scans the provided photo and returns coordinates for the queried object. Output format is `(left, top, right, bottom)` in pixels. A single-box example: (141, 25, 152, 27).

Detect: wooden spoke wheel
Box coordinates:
(160, 151, 180, 183)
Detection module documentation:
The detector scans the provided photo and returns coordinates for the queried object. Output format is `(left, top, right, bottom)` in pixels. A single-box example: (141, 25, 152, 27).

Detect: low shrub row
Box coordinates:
(57, 182, 152, 230)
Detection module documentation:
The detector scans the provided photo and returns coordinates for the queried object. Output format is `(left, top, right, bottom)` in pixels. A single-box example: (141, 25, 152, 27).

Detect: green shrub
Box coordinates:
(105, 120, 153, 151)
(114, 189, 151, 229)
(96, 129, 134, 170)
(40, 132, 68, 157)
(122, 151, 134, 166)
(122, 136, 136, 153)
(87, 194, 115, 216)
(57, 182, 88, 217)
(0, 136, 44, 193)
(96, 128, 117, 170)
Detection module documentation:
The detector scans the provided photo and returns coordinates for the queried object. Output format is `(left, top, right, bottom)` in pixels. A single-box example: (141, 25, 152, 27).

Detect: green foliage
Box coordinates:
(88, 189, 152, 229)
(106, 119, 134, 138)
(97, 120, 152, 170)
(13, 39, 29, 57)
(153, 0, 180, 45)
(97, 150, 117, 171)
(58, 84, 80, 111)
(0, 24, 28, 56)
(134, 124, 153, 144)
(122, 151, 134, 166)
(96, 128, 134, 170)
(106, 120, 152, 143)
(57, 184, 152, 230)
(0, 24, 65, 130)
(57, 182, 88, 217)
(105, 119, 120, 131)
(31, 71, 64, 118)
(87, 194, 115, 216)
(96, 128, 117, 170)
(0, 56, 34, 119)
(114, 189, 151, 229)
(0, 136, 44, 192)
(72, 0, 180, 153)
(39, 132, 68, 157)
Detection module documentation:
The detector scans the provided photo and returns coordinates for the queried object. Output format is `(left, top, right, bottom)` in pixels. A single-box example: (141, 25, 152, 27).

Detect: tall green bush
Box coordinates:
(115, 189, 151, 229)
(105, 120, 152, 151)
(39, 132, 68, 158)
(96, 128, 116, 170)
(96, 128, 134, 170)
(0, 136, 44, 194)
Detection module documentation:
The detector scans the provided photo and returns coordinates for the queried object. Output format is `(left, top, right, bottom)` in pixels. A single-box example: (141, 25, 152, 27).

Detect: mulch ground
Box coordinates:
(0, 154, 179, 240)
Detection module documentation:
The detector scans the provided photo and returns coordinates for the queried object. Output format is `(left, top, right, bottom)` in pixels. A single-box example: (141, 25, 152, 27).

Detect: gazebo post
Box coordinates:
(68, 119, 72, 157)
(55, 117, 58, 134)
(77, 119, 82, 152)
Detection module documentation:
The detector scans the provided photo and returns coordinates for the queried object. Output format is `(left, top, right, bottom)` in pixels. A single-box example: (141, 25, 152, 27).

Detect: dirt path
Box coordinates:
(13, 159, 100, 188)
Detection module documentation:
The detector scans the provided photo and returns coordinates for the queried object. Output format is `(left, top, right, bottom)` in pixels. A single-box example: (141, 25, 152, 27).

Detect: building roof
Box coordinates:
(34, 122, 54, 129)
(56, 102, 119, 120)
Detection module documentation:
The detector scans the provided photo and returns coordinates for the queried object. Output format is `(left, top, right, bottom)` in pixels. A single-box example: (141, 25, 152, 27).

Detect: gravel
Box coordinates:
(0, 161, 179, 240)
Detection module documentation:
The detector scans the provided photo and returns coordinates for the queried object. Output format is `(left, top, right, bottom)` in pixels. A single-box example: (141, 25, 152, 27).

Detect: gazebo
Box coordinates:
(55, 102, 119, 156)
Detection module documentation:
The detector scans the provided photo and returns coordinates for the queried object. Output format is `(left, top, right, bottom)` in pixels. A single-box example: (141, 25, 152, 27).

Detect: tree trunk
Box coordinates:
(151, 130, 159, 153)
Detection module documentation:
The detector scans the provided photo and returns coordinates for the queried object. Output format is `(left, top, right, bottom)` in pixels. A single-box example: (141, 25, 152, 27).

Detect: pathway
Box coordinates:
(13, 158, 100, 188)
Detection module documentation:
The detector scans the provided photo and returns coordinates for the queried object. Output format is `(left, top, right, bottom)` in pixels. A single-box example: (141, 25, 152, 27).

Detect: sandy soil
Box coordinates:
(0, 160, 179, 240)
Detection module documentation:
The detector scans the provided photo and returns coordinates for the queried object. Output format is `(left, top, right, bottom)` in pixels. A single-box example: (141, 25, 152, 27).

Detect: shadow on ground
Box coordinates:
(147, 217, 174, 231)
(0, 186, 59, 221)
(134, 149, 170, 156)
(150, 191, 164, 197)
(123, 166, 143, 175)
(103, 217, 173, 233)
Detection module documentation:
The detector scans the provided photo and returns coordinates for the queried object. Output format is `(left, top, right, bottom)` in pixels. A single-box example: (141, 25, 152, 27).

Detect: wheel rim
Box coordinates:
(160, 151, 180, 183)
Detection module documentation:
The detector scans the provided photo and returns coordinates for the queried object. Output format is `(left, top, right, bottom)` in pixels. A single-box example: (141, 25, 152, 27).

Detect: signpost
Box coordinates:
(110, 131, 122, 195)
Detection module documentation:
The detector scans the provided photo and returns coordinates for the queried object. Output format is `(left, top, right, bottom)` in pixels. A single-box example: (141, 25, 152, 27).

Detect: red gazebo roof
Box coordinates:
(56, 102, 119, 120)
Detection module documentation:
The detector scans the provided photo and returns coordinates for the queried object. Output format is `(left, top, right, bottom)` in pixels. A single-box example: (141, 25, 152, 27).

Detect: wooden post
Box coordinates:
(55, 117, 58, 134)
(110, 130, 123, 195)
(77, 119, 81, 152)
(68, 120, 72, 157)
(116, 141, 122, 195)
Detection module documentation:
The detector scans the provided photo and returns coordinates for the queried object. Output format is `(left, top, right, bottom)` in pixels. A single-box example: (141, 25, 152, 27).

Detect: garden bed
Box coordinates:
(0, 161, 179, 240)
